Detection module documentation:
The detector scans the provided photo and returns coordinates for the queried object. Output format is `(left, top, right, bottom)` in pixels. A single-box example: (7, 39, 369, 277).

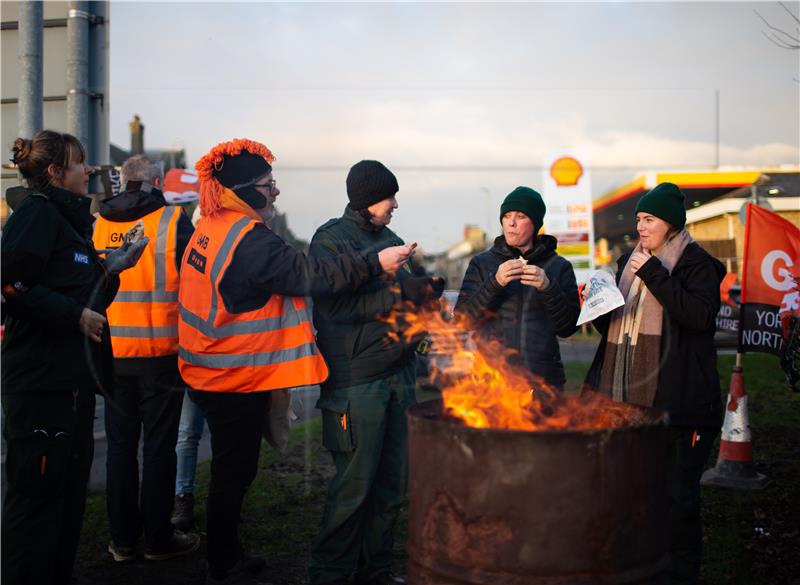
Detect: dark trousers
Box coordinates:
(105, 368, 183, 549)
(665, 426, 718, 585)
(192, 390, 269, 578)
(1, 389, 95, 585)
(310, 366, 416, 585)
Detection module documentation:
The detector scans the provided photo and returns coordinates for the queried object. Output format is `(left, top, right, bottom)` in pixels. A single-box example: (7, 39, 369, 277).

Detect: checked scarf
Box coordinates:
(598, 229, 693, 406)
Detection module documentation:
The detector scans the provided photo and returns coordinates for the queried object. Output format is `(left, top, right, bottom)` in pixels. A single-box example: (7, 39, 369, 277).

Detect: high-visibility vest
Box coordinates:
(177, 208, 329, 393)
(93, 206, 182, 358)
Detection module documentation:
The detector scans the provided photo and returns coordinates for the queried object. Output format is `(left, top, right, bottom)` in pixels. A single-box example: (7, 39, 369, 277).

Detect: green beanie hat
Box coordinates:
(635, 182, 686, 229)
(500, 186, 546, 229)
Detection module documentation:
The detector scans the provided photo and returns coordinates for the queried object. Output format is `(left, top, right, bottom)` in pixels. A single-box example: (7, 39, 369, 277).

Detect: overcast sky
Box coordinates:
(110, 1, 800, 252)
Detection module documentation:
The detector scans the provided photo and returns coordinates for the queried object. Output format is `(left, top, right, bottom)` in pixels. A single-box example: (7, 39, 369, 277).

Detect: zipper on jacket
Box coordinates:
(72, 389, 79, 413)
(516, 284, 524, 355)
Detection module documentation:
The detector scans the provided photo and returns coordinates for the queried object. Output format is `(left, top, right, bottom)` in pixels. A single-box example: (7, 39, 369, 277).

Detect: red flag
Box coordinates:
(738, 204, 800, 355)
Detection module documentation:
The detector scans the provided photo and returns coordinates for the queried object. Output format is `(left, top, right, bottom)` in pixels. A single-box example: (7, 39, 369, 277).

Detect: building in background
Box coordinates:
(430, 225, 488, 290)
(684, 171, 799, 277)
(592, 167, 800, 270)
(110, 115, 187, 171)
(1, 0, 109, 223)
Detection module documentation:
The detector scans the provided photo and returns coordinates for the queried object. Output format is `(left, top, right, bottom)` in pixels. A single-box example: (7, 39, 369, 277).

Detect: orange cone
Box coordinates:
(701, 364, 769, 490)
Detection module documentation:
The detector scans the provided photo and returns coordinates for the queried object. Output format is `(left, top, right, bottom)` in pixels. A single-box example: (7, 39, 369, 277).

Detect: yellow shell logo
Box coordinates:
(550, 156, 583, 187)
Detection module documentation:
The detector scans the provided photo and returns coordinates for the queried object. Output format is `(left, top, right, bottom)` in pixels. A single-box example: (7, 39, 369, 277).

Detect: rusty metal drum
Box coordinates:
(406, 399, 670, 585)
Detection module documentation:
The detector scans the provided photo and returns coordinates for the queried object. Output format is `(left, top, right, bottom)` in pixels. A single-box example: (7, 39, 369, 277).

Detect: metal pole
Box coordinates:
(481, 186, 491, 241)
(89, 1, 109, 167)
(87, 1, 109, 196)
(714, 88, 720, 169)
(66, 1, 90, 147)
(18, 0, 43, 138)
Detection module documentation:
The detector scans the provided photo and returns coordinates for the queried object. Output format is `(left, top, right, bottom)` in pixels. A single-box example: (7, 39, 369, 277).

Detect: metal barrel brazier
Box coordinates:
(406, 399, 670, 585)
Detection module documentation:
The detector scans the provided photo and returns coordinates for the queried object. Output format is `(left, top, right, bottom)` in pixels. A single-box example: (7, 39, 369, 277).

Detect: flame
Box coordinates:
(386, 298, 646, 431)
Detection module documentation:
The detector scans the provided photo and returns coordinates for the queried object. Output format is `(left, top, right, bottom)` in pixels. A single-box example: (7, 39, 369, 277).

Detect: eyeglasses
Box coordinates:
(254, 179, 277, 193)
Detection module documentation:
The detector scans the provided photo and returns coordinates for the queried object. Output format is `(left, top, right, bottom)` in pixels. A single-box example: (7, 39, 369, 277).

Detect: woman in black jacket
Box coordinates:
(455, 186, 580, 389)
(1, 131, 146, 585)
(583, 182, 725, 585)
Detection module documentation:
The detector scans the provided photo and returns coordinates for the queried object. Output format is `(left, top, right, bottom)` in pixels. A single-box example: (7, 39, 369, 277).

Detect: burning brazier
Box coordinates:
(406, 398, 670, 585)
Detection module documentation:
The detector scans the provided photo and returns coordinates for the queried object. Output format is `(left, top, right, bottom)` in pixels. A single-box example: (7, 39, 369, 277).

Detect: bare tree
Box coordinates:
(755, 2, 800, 49)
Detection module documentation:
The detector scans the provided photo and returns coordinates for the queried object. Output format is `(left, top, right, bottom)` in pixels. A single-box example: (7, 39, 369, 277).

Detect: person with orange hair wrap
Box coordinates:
(178, 138, 413, 585)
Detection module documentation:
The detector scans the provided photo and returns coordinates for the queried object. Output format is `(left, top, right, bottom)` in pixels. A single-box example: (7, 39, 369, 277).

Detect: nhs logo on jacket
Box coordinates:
(74, 251, 90, 265)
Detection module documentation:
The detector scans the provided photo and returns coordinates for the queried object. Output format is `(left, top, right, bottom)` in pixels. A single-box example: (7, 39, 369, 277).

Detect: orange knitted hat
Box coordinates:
(195, 138, 275, 217)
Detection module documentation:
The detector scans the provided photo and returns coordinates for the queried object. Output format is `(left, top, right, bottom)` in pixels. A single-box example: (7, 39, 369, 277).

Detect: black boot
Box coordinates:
(171, 492, 195, 531)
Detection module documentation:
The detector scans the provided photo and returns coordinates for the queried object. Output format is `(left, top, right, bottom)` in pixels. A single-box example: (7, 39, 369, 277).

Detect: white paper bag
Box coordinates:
(576, 270, 625, 326)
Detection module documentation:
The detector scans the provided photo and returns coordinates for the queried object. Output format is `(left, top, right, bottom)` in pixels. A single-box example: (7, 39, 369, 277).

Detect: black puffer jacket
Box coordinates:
(584, 242, 725, 428)
(455, 235, 580, 388)
(2, 187, 120, 395)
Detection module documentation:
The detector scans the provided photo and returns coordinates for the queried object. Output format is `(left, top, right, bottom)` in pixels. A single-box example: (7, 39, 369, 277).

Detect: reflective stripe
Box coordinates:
(111, 207, 179, 304)
(179, 297, 306, 339)
(114, 290, 179, 303)
(153, 206, 176, 293)
(110, 325, 179, 338)
(207, 216, 252, 326)
(179, 341, 319, 368)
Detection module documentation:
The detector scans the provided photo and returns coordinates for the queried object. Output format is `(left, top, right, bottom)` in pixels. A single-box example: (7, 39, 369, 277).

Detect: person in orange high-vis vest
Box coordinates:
(93, 155, 200, 563)
(181, 139, 413, 585)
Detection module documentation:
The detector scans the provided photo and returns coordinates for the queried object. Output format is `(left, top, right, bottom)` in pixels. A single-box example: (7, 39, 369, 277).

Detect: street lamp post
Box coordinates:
(480, 186, 491, 242)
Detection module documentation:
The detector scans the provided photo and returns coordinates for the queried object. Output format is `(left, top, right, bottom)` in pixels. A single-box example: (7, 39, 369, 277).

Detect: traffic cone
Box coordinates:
(701, 363, 769, 490)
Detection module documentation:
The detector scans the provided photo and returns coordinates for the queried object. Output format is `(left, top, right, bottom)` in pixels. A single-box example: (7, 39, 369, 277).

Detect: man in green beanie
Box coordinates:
(455, 185, 580, 389)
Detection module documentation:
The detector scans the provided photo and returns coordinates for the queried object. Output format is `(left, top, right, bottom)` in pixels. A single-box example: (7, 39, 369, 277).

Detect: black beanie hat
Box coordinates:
(635, 182, 686, 230)
(213, 151, 272, 210)
(500, 186, 546, 230)
(346, 160, 399, 210)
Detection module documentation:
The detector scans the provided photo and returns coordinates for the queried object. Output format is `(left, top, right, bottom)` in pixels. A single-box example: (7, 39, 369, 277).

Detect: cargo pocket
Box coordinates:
(317, 396, 354, 453)
(6, 428, 72, 498)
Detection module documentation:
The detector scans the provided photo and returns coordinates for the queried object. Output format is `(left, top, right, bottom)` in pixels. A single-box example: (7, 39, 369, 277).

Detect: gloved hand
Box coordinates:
(400, 276, 445, 307)
(103, 237, 150, 275)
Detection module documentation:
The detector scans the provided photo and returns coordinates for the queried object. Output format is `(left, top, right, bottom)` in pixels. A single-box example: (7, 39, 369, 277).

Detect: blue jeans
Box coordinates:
(174, 390, 205, 495)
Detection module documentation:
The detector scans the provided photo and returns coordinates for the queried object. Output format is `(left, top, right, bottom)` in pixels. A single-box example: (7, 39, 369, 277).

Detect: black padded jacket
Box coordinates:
(456, 235, 580, 389)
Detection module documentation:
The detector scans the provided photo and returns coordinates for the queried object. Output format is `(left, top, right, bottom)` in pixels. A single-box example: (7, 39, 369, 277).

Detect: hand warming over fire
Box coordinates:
(521, 265, 550, 290)
(495, 258, 525, 287)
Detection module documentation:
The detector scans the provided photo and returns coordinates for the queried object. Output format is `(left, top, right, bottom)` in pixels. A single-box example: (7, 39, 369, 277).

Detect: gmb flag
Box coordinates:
(738, 204, 800, 356)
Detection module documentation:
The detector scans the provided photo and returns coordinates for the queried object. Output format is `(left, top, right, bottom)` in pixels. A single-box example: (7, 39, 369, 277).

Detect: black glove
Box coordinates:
(400, 276, 445, 307)
(103, 237, 150, 275)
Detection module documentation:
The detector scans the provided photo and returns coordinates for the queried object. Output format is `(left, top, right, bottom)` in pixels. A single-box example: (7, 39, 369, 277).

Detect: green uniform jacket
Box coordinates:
(310, 205, 414, 389)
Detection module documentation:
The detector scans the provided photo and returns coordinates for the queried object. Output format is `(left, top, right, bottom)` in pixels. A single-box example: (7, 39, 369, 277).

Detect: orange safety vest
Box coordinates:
(93, 206, 182, 358)
(177, 208, 329, 393)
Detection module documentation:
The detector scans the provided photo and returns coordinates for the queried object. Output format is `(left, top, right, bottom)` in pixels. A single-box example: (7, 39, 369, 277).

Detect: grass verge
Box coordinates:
(75, 353, 798, 584)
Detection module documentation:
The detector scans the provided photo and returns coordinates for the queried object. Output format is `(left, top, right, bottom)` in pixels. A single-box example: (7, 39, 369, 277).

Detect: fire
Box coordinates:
(386, 297, 647, 431)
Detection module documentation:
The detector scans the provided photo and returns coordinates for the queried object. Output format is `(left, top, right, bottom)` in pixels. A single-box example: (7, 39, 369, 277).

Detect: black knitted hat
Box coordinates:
(213, 151, 272, 210)
(346, 160, 399, 210)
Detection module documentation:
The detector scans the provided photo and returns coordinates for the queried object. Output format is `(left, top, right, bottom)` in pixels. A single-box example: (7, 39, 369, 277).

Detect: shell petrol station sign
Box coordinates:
(541, 153, 595, 283)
